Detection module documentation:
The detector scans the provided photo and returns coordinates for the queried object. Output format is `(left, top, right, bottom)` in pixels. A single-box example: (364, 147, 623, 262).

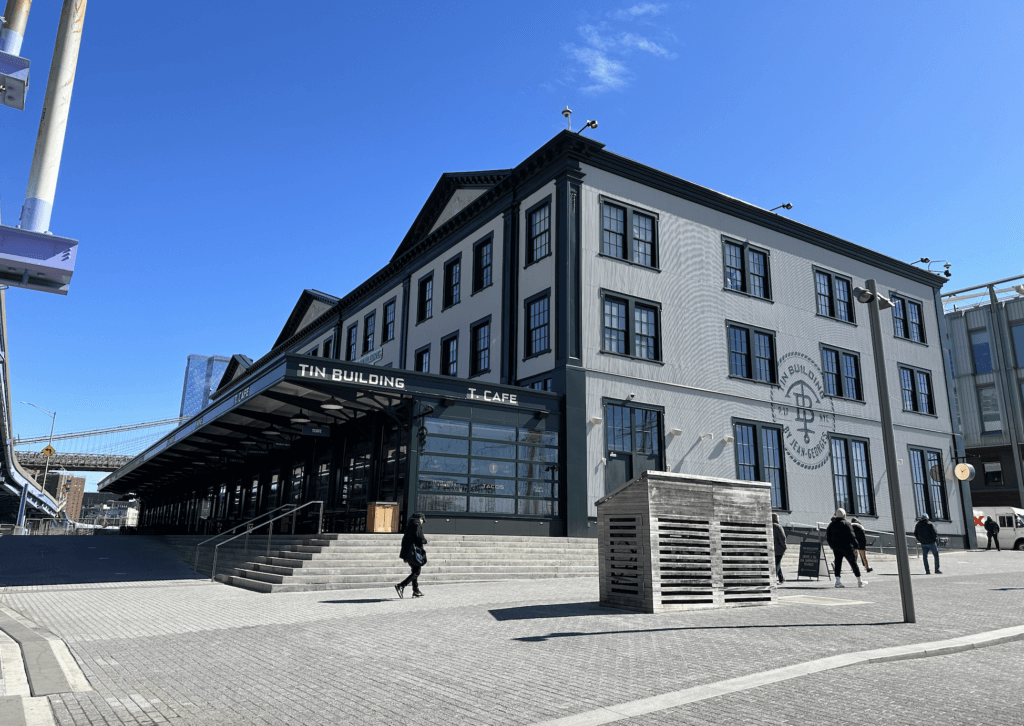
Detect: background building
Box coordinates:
(179, 355, 230, 418)
(28, 469, 86, 521)
(79, 492, 139, 527)
(943, 276, 1024, 507)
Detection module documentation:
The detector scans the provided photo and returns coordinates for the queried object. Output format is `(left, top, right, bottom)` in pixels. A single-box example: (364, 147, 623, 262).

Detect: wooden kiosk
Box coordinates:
(596, 471, 777, 613)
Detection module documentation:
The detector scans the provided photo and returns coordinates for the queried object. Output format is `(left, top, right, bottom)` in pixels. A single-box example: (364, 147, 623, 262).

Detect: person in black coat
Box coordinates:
(914, 515, 941, 574)
(396, 512, 427, 598)
(984, 516, 1001, 551)
(825, 508, 865, 588)
(772, 513, 787, 584)
(850, 517, 873, 573)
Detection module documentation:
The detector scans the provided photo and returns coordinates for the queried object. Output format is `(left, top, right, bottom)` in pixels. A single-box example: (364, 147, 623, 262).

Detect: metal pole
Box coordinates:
(0, 0, 31, 54)
(865, 279, 916, 623)
(19, 0, 87, 233)
(41, 409, 55, 500)
(986, 285, 1024, 508)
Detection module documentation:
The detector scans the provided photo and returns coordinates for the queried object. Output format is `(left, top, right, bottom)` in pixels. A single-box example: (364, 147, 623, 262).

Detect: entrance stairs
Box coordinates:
(212, 533, 599, 594)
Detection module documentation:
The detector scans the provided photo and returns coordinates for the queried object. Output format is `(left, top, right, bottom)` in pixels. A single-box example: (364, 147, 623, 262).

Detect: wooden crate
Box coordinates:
(597, 471, 776, 613)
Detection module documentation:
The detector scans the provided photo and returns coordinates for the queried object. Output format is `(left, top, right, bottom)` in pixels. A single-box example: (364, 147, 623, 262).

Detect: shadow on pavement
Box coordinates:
(0, 536, 205, 587)
(321, 599, 392, 604)
(513, 621, 901, 642)
(490, 602, 609, 621)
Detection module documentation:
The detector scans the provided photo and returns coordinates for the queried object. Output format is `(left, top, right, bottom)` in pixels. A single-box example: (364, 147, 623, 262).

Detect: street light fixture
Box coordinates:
(18, 401, 57, 529)
(852, 279, 916, 624)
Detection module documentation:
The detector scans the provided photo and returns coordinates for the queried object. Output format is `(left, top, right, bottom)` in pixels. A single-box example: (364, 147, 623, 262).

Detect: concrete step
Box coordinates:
(224, 571, 596, 594)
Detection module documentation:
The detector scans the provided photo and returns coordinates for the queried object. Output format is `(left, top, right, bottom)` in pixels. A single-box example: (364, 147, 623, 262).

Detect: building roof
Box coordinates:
(272, 289, 340, 349)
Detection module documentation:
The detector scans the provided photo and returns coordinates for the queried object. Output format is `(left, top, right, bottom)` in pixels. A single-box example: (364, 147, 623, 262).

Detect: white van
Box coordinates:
(973, 507, 1024, 550)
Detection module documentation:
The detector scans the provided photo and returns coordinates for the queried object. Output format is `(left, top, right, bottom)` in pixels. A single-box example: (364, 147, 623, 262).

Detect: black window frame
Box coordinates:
(828, 434, 876, 516)
(470, 316, 491, 378)
(898, 364, 936, 415)
(524, 290, 552, 359)
(322, 337, 333, 359)
(908, 445, 950, 521)
(820, 344, 863, 401)
(968, 326, 994, 375)
(600, 290, 663, 363)
(601, 197, 660, 270)
(732, 418, 788, 510)
(813, 267, 855, 324)
(722, 237, 771, 300)
(363, 311, 376, 354)
(414, 344, 430, 374)
(890, 293, 927, 344)
(726, 321, 777, 384)
(443, 254, 461, 310)
(472, 234, 494, 294)
(976, 385, 1003, 435)
(345, 323, 358, 362)
(383, 298, 397, 343)
(417, 273, 434, 324)
(604, 399, 665, 496)
(1011, 322, 1024, 368)
(525, 197, 552, 267)
(441, 332, 459, 377)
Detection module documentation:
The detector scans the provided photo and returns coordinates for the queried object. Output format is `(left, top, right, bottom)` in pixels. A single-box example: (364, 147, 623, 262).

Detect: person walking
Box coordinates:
(850, 517, 873, 573)
(984, 516, 1001, 551)
(914, 515, 942, 574)
(772, 513, 787, 584)
(825, 508, 866, 588)
(395, 512, 427, 599)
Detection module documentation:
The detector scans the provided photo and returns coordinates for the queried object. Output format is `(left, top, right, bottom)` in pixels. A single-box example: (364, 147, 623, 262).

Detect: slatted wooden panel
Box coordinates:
(656, 516, 714, 608)
(719, 520, 773, 605)
(602, 515, 645, 606)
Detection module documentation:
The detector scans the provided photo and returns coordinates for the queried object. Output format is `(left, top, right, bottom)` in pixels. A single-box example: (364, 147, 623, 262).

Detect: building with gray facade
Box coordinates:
(179, 355, 231, 418)
(943, 276, 1024, 507)
(101, 132, 969, 546)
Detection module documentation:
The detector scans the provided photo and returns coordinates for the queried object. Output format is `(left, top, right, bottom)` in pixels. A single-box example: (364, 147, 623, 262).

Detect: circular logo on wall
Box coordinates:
(770, 351, 836, 470)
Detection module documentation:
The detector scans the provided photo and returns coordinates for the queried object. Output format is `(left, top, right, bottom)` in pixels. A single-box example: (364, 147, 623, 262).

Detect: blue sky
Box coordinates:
(1, 1, 1020, 490)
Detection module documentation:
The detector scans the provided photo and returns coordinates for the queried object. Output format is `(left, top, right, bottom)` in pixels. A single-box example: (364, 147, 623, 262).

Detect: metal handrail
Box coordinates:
(209, 500, 324, 582)
(193, 503, 296, 572)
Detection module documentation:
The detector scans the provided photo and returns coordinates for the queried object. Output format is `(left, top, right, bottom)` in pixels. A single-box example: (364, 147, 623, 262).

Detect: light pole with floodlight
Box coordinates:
(18, 401, 57, 529)
(852, 280, 916, 624)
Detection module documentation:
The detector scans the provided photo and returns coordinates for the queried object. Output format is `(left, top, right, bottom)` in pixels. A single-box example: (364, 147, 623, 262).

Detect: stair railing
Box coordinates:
(193, 503, 296, 573)
(209, 500, 324, 582)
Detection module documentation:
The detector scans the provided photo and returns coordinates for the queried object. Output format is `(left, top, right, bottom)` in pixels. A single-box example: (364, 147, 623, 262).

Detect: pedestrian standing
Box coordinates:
(984, 516, 1001, 551)
(395, 512, 427, 599)
(914, 515, 942, 574)
(772, 513, 787, 584)
(825, 508, 866, 588)
(850, 517, 873, 573)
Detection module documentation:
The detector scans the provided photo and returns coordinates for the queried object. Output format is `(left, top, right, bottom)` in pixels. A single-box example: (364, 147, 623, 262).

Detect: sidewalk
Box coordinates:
(1, 548, 1022, 725)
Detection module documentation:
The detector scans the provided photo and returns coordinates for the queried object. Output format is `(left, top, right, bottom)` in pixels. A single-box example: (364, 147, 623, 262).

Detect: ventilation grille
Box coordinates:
(606, 516, 643, 598)
(658, 516, 713, 606)
(719, 520, 772, 604)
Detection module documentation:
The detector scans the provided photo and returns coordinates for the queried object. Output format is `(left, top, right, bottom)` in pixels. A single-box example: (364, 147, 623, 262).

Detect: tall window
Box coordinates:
(733, 420, 787, 509)
(322, 337, 333, 358)
(821, 346, 862, 400)
(383, 299, 396, 342)
(527, 202, 550, 264)
(603, 201, 659, 268)
(473, 237, 493, 293)
(363, 312, 375, 353)
(724, 239, 771, 299)
(417, 274, 433, 323)
(602, 292, 662, 361)
(441, 333, 458, 376)
(346, 324, 358, 361)
(728, 323, 776, 383)
(470, 319, 490, 376)
(830, 435, 874, 515)
(892, 294, 925, 342)
(977, 386, 1002, 433)
(1011, 323, 1024, 367)
(525, 293, 550, 357)
(970, 328, 993, 374)
(443, 256, 461, 309)
(604, 402, 663, 495)
(899, 365, 935, 414)
(814, 269, 854, 322)
(415, 345, 430, 373)
(909, 447, 948, 520)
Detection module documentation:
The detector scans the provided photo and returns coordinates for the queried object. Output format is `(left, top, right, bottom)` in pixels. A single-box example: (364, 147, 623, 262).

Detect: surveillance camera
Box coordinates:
(627, 393, 636, 400)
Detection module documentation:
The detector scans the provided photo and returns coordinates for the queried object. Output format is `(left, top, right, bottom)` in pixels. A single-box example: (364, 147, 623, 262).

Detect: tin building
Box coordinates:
(100, 132, 969, 545)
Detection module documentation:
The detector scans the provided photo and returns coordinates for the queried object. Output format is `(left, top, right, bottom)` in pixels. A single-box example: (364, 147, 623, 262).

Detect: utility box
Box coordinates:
(367, 502, 399, 533)
(596, 471, 776, 613)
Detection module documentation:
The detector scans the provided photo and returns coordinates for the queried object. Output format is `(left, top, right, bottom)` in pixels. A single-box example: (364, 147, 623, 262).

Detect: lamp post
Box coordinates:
(853, 280, 916, 624)
(18, 401, 56, 528)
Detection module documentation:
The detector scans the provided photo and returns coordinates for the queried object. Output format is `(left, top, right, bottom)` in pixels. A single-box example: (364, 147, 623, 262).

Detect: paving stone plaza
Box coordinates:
(0, 537, 1022, 725)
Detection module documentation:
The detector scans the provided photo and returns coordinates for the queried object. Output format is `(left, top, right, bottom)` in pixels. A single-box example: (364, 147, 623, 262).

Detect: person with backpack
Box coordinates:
(984, 516, 1001, 551)
(825, 508, 866, 588)
(395, 512, 428, 598)
(914, 515, 942, 574)
(772, 513, 787, 584)
(850, 517, 873, 573)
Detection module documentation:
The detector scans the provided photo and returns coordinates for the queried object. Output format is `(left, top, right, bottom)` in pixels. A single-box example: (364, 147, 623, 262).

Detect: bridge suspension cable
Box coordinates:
(14, 417, 185, 445)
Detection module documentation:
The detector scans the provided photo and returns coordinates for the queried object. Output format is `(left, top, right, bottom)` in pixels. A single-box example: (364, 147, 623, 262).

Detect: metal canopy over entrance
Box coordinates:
(101, 356, 562, 536)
